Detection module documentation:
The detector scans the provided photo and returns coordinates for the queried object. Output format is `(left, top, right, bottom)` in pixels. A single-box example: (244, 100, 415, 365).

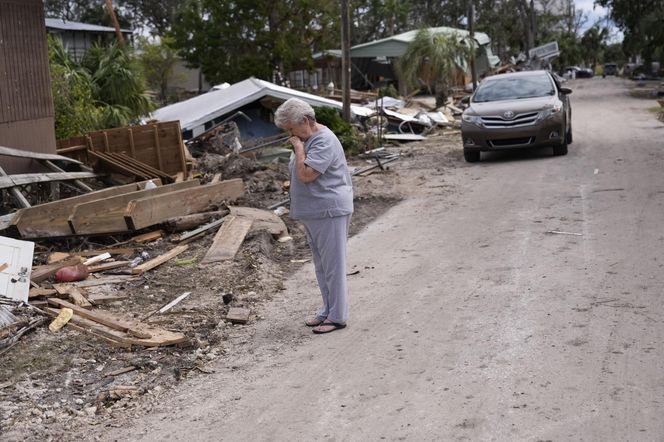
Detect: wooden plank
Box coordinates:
(0, 172, 99, 190)
(125, 179, 244, 231)
(10, 181, 156, 239)
(201, 215, 253, 263)
(43, 160, 94, 193)
(52, 284, 91, 307)
(47, 252, 71, 264)
(28, 287, 57, 299)
(0, 263, 8, 272)
(229, 206, 288, 236)
(153, 125, 164, 171)
(131, 230, 163, 243)
(31, 256, 83, 283)
(0, 165, 30, 208)
(128, 127, 136, 157)
(0, 144, 82, 164)
(172, 121, 188, 176)
(44, 305, 187, 347)
(88, 150, 151, 180)
(108, 153, 170, 181)
(77, 248, 135, 257)
(131, 245, 188, 275)
(88, 261, 130, 273)
(47, 298, 151, 339)
(0, 213, 15, 231)
(44, 307, 131, 347)
(68, 180, 200, 235)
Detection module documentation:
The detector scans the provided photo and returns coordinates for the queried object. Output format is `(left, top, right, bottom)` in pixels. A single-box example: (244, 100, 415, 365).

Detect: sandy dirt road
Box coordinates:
(98, 77, 664, 441)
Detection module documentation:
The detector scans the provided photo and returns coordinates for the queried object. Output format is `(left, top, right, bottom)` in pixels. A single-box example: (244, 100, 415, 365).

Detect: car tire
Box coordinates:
(566, 123, 573, 144)
(553, 142, 568, 156)
(464, 149, 480, 162)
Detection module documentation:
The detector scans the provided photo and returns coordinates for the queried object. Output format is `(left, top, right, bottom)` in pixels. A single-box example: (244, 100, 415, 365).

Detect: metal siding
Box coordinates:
(0, 118, 57, 173)
(0, 0, 54, 124)
(0, 0, 56, 173)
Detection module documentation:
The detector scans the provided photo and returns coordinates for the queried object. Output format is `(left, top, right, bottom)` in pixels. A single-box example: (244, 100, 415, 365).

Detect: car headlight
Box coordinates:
(538, 103, 562, 121)
(462, 114, 483, 126)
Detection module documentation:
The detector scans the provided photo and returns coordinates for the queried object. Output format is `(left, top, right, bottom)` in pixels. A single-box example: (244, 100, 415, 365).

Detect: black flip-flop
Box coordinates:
(305, 317, 326, 327)
(312, 321, 347, 334)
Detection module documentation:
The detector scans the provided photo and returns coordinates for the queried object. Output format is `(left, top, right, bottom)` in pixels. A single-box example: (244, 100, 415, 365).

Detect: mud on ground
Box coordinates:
(0, 132, 462, 440)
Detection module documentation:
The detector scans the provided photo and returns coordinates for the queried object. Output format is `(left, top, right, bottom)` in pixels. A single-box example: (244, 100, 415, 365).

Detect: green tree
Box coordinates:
(397, 29, 472, 107)
(82, 43, 156, 128)
(581, 26, 609, 71)
(48, 37, 101, 139)
(137, 36, 180, 104)
(595, 0, 664, 64)
(169, 0, 338, 85)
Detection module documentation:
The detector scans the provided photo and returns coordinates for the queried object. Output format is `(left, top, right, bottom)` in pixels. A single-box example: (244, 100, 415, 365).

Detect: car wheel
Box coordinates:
(553, 142, 568, 156)
(464, 149, 480, 162)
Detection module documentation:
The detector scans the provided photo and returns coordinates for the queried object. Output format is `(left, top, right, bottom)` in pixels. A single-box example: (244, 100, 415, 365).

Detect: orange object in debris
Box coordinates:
(55, 264, 90, 282)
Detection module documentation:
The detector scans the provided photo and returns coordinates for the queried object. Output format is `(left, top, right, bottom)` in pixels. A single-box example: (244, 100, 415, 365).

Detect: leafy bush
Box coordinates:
(314, 106, 367, 155)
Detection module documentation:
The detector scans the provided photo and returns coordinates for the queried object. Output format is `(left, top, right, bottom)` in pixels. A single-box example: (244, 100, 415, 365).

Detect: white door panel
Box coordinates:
(0, 235, 35, 303)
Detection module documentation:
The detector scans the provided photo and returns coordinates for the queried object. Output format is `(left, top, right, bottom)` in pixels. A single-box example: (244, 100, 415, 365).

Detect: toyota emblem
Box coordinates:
(503, 110, 515, 119)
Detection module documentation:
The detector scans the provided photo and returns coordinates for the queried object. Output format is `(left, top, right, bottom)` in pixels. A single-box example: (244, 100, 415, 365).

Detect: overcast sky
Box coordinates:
(574, 0, 623, 42)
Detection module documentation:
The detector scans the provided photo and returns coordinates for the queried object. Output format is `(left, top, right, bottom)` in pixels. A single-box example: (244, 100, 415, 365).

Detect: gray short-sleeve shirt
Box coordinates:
(289, 126, 354, 220)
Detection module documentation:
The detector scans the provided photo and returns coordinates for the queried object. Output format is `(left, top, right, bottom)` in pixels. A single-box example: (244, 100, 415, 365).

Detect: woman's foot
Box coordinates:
(312, 321, 347, 334)
(305, 317, 326, 327)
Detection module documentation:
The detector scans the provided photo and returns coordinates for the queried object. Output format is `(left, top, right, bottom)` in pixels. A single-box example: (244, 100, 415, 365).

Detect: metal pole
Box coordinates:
(341, 0, 352, 122)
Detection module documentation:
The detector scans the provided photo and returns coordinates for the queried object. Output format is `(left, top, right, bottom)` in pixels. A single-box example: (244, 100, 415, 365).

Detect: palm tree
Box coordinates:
(581, 26, 608, 72)
(397, 29, 472, 107)
(82, 43, 156, 128)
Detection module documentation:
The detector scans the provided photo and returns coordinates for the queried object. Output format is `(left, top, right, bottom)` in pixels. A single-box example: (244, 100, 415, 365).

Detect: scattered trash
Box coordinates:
(48, 307, 73, 332)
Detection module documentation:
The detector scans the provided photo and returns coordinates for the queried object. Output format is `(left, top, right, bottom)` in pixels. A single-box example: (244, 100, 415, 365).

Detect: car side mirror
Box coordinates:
(560, 87, 572, 95)
(460, 96, 470, 104)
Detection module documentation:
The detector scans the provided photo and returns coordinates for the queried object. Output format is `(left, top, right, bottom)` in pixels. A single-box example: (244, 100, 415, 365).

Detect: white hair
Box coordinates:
(274, 98, 316, 128)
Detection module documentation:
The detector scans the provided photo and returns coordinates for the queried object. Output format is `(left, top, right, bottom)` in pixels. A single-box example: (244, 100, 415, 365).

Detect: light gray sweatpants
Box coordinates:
(301, 215, 351, 324)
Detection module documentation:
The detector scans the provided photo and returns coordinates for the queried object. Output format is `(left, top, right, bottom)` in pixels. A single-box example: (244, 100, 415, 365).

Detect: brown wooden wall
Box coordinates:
(0, 0, 56, 173)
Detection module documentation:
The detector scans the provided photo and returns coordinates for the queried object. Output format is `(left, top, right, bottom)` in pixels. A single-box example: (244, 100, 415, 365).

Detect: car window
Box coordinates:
(472, 75, 555, 102)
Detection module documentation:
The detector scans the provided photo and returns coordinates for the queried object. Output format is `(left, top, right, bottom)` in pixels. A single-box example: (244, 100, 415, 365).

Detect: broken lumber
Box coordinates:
(124, 179, 245, 230)
(29, 287, 57, 299)
(47, 252, 72, 264)
(201, 215, 253, 263)
(86, 293, 129, 305)
(69, 180, 199, 235)
(0, 144, 82, 164)
(10, 180, 160, 239)
(31, 256, 84, 283)
(131, 245, 189, 275)
(83, 252, 111, 266)
(87, 261, 130, 273)
(131, 230, 163, 243)
(44, 307, 188, 347)
(162, 210, 229, 233)
(47, 298, 151, 339)
(52, 284, 92, 307)
(77, 248, 135, 257)
(0, 172, 99, 190)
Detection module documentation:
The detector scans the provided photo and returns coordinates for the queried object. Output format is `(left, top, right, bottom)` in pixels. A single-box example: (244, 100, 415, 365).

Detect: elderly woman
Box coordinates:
(274, 98, 354, 334)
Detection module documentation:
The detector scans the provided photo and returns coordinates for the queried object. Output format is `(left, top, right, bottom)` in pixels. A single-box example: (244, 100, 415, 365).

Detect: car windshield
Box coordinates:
(472, 74, 555, 103)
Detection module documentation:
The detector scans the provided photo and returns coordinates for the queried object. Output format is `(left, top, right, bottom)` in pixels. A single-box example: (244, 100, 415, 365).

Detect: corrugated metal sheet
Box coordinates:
(0, 0, 54, 125)
(150, 78, 373, 139)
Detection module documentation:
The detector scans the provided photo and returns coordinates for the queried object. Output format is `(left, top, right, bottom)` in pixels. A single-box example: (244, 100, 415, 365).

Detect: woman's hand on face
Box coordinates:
(289, 136, 304, 151)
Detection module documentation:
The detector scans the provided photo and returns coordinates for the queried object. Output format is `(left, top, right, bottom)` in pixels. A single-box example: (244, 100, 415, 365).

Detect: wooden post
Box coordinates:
(103, 131, 110, 153)
(128, 127, 136, 158)
(153, 125, 164, 171)
(468, 1, 478, 91)
(174, 124, 188, 177)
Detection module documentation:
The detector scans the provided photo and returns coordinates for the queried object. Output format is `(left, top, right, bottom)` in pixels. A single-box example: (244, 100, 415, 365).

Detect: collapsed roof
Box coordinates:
(150, 77, 373, 140)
